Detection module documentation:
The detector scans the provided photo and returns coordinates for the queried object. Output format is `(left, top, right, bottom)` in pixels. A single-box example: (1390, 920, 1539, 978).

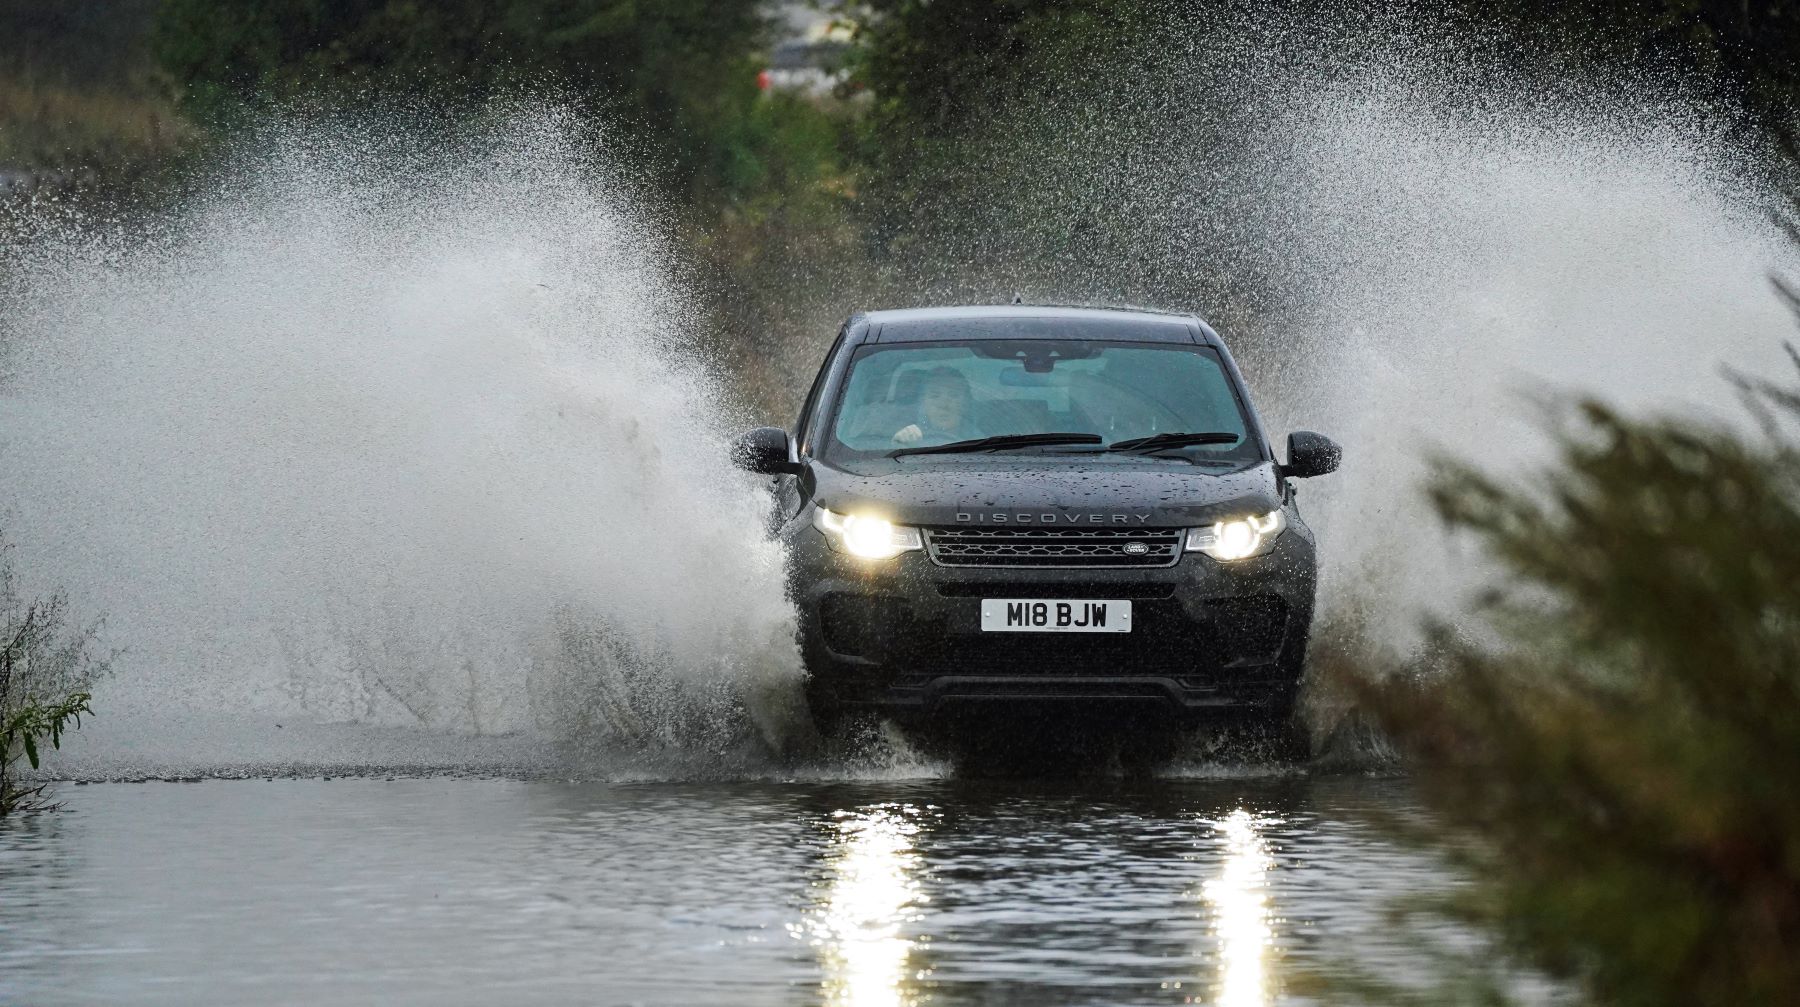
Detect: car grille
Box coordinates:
(923, 526, 1184, 568)
(816, 593, 1294, 677)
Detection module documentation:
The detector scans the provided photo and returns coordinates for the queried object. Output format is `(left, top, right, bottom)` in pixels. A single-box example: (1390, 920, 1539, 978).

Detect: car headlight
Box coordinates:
(1185, 508, 1287, 561)
(812, 506, 923, 560)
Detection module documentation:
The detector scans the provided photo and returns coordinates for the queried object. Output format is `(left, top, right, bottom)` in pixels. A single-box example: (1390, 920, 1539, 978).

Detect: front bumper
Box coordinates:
(786, 521, 1317, 720)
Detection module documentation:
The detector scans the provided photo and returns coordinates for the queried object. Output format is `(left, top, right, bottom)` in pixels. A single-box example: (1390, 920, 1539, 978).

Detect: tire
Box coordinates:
(1259, 715, 1313, 763)
(803, 679, 876, 747)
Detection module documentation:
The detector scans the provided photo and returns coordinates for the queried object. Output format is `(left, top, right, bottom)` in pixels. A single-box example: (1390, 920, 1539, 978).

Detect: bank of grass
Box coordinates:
(1330, 345, 1800, 1004)
(0, 76, 193, 178)
(0, 540, 106, 815)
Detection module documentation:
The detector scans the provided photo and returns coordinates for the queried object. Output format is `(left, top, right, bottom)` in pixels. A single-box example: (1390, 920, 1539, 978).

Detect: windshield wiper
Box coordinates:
(1105, 431, 1242, 453)
(890, 432, 1102, 458)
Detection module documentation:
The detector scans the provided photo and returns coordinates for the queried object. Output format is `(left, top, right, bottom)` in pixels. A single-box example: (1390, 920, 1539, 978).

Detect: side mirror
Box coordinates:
(731, 426, 802, 475)
(1285, 431, 1341, 479)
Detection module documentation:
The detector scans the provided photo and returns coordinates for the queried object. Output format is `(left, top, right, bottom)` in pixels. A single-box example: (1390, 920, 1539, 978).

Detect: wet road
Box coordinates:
(0, 775, 1470, 1005)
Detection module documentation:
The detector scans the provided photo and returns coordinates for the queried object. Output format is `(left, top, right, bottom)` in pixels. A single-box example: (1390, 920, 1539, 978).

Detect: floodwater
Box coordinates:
(0, 773, 1476, 1006)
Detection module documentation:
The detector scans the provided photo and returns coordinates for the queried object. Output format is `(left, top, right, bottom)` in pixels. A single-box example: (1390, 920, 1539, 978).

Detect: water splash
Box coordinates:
(1256, 67, 1798, 654)
(1205, 24, 1800, 746)
(856, 9, 1797, 651)
(0, 105, 807, 774)
(9, 15, 1795, 777)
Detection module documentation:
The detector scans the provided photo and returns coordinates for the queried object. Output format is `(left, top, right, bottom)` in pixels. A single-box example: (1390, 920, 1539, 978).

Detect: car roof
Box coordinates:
(860, 304, 1209, 344)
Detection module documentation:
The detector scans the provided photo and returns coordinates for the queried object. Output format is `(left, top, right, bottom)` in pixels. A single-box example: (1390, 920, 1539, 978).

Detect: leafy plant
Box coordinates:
(0, 692, 93, 814)
(0, 545, 107, 816)
(1341, 346, 1800, 1005)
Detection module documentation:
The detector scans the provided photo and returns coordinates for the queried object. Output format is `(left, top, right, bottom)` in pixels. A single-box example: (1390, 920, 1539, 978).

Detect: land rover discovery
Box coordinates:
(732, 305, 1340, 732)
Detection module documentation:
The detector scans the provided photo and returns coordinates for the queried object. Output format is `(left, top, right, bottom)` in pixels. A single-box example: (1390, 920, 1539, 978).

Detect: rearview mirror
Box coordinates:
(731, 426, 802, 475)
(1285, 431, 1341, 479)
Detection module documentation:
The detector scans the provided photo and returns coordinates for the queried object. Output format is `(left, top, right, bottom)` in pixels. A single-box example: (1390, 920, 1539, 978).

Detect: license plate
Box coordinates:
(980, 599, 1132, 633)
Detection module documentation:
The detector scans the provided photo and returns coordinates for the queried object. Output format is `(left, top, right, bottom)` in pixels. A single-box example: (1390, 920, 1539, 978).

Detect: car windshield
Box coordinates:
(824, 339, 1258, 465)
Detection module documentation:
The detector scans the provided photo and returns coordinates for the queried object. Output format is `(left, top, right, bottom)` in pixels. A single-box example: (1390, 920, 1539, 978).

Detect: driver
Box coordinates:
(893, 367, 984, 446)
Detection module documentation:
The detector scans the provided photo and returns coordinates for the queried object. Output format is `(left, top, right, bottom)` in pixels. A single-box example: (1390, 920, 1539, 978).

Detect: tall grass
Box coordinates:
(0, 77, 193, 181)
(1347, 346, 1800, 1004)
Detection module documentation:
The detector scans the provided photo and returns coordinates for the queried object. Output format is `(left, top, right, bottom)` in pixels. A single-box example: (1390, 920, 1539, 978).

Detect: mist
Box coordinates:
(0, 107, 806, 775)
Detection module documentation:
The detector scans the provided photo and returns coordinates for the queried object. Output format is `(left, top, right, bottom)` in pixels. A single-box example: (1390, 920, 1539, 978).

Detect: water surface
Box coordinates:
(0, 774, 1471, 1006)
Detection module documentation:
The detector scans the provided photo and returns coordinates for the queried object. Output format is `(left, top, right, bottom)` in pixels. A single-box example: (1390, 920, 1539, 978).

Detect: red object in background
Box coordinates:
(756, 69, 772, 91)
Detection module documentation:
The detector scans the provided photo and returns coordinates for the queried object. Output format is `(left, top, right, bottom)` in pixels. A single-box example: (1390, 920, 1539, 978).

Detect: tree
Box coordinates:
(152, 0, 776, 206)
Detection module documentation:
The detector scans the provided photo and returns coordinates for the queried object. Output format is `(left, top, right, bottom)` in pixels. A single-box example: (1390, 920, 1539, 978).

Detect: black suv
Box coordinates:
(733, 305, 1340, 730)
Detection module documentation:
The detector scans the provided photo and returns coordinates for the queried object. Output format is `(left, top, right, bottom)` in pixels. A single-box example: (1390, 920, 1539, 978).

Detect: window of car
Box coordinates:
(823, 339, 1258, 465)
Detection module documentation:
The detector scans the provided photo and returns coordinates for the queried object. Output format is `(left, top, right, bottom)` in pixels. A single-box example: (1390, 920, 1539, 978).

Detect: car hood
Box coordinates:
(806, 459, 1282, 528)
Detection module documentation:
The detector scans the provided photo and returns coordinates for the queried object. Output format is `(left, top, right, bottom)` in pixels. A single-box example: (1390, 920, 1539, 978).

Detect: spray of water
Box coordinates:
(6, 14, 1794, 776)
(803, 10, 1799, 766)
(1191, 25, 1800, 757)
(854, 11, 1797, 654)
(1249, 61, 1799, 657)
(0, 106, 810, 776)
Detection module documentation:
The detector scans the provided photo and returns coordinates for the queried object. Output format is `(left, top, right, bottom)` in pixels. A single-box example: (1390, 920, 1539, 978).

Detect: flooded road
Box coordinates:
(0, 774, 1472, 1005)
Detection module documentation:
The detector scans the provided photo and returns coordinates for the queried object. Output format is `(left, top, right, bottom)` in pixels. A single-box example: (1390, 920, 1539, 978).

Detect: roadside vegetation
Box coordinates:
(1327, 334, 1800, 1004)
(0, 1, 194, 200)
(0, 540, 107, 815)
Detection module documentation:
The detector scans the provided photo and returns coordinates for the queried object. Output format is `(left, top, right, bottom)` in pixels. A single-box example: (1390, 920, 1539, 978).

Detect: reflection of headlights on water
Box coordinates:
(1185, 509, 1287, 561)
(1203, 809, 1276, 1007)
(796, 806, 926, 1007)
(814, 507, 924, 560)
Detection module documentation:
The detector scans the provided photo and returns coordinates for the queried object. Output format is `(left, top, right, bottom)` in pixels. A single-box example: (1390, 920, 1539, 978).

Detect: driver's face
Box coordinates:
(922, 381, 965, 430)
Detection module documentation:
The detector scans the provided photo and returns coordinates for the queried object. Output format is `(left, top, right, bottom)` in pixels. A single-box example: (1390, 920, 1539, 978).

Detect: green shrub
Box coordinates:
(1349, 348, 1800, 1005)
(0, 542, 107, 815)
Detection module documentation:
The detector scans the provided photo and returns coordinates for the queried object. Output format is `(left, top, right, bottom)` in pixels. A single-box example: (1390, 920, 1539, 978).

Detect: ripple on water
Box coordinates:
(0, 775, 1502, 1006)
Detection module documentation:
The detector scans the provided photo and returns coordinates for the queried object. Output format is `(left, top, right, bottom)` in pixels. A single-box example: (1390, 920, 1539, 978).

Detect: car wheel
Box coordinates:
(803, 681, 873, 746)
(1254, 715, 1313, 763)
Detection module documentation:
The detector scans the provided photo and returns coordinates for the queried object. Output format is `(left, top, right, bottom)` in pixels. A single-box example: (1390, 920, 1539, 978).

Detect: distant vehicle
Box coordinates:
(757, 38, 849, 95)
(733, 304, 1340, 741)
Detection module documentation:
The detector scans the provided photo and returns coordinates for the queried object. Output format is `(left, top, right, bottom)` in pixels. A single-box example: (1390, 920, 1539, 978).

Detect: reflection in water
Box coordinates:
(799, 805, 928, 1007)
(1202, 809, 1277, 1007)
(3, 779, 1482, 1005)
